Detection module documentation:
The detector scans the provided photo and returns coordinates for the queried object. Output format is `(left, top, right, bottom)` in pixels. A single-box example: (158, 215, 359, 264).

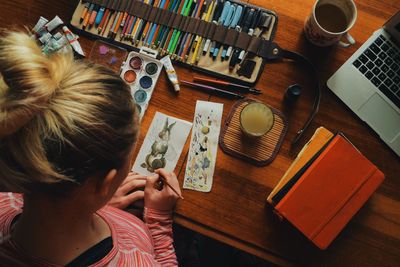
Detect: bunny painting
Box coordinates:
(132, 112, 192, 176)
(141, 118, 176, 172)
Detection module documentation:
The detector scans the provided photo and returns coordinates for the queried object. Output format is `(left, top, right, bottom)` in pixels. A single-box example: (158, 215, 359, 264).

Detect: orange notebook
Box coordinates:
(268, 131, 384, 249)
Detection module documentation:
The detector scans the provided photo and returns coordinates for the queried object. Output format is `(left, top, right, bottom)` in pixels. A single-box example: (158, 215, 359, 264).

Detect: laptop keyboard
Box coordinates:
(353, 34, 400, 109)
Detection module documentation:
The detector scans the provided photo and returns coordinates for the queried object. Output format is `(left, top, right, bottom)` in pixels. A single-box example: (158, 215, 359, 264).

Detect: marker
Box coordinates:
(95, 4, 106, 27)
(88, 4, 99, 28)
(82, 3, 94, 30)
(212, 3, 235, 59)
(203, 0, 223, 55)
(221, 4, 243, 60)
(238, 10, 261, 62)
(80, 2, 90, 23)
(209, 1, 230, 56)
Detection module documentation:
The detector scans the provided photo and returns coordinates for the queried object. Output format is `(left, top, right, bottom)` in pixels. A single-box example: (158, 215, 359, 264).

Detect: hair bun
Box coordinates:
(0, 31, 69, 138)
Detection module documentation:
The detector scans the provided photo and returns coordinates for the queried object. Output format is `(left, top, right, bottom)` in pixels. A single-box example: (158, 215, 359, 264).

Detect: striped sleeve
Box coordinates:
(143, 208, 178, 267)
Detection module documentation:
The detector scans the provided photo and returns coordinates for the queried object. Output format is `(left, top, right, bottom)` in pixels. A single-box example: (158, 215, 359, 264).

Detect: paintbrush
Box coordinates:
(193, 76, 261, 94)
(181, 80, 245, 99)
(156, 175, 184, 200)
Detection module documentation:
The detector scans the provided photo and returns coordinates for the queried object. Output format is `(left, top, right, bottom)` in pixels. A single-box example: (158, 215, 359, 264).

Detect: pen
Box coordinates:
(202, 0, 223, 55)
(193, 76, 262, 94)
(181, 80, 245, 99)
(213, 3, 235, 59)
(229, 7, 254, 68)
(221, 4, 243, 60)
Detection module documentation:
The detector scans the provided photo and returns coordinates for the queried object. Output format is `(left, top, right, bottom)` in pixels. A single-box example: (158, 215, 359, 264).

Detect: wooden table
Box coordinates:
(1, 0, 399, 266)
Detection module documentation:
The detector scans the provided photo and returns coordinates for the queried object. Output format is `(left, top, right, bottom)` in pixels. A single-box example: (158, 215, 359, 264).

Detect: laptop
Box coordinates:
(327, 11, 400, 157)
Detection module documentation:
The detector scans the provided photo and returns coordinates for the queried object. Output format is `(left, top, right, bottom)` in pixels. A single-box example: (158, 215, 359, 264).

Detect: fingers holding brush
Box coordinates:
(145, 169, 182, 212)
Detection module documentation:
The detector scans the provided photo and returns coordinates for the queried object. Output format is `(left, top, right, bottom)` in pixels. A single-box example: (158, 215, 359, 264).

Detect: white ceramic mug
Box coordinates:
(304, 0, 357, 47)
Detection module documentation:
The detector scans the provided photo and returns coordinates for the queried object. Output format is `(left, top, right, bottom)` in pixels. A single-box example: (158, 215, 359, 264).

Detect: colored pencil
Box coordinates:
(191, 0, 214, 64)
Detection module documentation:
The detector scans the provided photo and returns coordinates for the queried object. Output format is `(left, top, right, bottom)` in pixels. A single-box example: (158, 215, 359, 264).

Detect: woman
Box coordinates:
(0, 30, 180, 266)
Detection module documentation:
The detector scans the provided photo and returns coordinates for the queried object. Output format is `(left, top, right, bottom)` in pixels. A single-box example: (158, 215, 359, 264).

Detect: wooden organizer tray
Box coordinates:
(70, 0, 278, 86)
(219, 98, 288, 166)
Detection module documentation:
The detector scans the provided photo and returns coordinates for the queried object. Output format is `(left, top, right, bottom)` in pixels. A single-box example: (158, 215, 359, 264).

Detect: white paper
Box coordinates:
(132, 112, 192, 176)
(183, 101, 224, 192)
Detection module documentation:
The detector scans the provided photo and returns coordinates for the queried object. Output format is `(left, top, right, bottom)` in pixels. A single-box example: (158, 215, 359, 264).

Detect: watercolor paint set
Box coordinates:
(69, 0, 278, 86)
(120, 47, 163, 119)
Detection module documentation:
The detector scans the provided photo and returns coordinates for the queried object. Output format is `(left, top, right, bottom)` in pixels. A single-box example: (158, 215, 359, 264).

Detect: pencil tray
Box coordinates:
(69, 0, 278, 86)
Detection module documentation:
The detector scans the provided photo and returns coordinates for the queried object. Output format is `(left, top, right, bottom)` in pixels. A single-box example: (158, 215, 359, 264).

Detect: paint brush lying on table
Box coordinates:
(193, 76, 261, 94)
(181, 80, 245, 99)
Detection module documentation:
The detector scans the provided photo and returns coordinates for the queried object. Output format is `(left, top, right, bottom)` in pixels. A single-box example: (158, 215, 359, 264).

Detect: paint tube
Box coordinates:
(42, 35, 68, 55)
(62, 26, 85, 57)
(45, 16, 64, 32)
(39, 32, 52, 44)
(160, 55, 180, 92)
(53, 32, 63, 40)
(32, 16, 48, 34)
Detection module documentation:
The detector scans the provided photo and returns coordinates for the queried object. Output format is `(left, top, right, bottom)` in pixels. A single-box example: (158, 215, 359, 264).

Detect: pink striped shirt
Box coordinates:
(0, 192, 178, 266)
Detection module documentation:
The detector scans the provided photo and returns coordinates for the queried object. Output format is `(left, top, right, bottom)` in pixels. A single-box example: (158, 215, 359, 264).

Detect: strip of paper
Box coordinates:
(183, 101, 224, 192)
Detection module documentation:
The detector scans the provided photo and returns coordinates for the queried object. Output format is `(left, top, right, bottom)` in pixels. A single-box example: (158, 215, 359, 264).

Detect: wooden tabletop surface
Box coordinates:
(1, 0, 399, 266)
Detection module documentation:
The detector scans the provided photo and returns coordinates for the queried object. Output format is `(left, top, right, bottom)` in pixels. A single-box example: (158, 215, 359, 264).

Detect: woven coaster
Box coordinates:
(219, 99, 288, 166)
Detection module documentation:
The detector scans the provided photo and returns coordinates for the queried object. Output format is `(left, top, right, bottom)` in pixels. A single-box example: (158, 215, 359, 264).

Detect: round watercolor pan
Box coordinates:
(123, 70, 137, 84)
(134, 90, 147, 103)
(129, 56, 143, 70)
(145, 62, 159, 75)
(140, 76, 153, 89)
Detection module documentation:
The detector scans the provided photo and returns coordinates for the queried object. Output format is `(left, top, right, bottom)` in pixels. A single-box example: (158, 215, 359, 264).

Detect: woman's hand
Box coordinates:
(108, 172, 147, 209)
(144, 169, 181, 212)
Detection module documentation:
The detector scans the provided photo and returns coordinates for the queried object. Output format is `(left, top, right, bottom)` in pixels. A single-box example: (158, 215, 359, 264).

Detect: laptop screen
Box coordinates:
(384, 11, 400, 44)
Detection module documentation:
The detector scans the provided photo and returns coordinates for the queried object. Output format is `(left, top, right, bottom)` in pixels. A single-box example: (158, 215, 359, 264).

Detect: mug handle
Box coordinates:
(338, 33, 356, 48)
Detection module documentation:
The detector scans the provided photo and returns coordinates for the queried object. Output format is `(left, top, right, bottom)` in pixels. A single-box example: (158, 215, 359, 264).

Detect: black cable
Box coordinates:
(281, 49, 322, 146)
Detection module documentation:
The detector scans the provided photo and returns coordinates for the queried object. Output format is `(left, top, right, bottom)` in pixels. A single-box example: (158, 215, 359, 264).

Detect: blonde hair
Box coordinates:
(0, 31, 139, 194)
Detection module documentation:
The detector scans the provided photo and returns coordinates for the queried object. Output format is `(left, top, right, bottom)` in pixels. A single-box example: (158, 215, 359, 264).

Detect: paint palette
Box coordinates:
(120, 47, 163, 120)
(89, 40, 127, 73)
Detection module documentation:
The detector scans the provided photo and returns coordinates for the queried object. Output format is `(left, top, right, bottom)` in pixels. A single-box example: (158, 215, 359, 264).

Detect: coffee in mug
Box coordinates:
(304, 0, 357, 47)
